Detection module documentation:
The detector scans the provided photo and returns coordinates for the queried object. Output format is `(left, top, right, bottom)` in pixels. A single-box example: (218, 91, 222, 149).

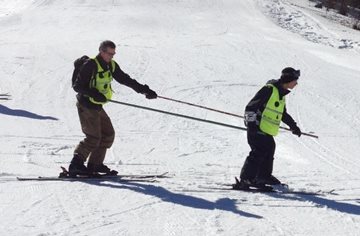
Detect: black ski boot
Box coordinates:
(87, 163, 118, 176)
(255, 175, 281, 185)
(232, 177, 251, 190)
(233, 177, 274, 191)
(267, 175, 281, 185)
(68, 155, 89, 177)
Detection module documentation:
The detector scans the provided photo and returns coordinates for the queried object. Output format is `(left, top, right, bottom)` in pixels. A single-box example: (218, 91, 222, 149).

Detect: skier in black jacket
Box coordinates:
(234, 67, 302, 189)
(69, 40, 157, 176)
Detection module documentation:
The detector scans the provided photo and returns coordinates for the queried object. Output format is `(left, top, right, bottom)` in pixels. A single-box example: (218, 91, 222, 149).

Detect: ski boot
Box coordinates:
(87, 163, 118, 176)
(233, 177, 274, 191)
(254, 175, 289, 191)
(68, 155, 89, 177)
(232, 177, 251, 190)
(255, 175, 282, 186)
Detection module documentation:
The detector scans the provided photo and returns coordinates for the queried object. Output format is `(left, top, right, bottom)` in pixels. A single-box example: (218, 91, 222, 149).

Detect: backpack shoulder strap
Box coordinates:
(87, 58, 98, 88)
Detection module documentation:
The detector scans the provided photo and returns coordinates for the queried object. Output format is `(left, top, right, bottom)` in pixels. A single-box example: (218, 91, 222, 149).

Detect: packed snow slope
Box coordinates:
(0, 0, 359, 235)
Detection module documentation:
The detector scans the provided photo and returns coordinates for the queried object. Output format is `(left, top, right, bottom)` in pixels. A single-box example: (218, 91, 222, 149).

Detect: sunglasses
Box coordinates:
(103, 51, 116, 56)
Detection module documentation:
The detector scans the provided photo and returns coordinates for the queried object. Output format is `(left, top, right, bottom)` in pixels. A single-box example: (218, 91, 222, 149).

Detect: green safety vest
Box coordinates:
(89, 58, 116, 105)
(259, 84, 286, 136)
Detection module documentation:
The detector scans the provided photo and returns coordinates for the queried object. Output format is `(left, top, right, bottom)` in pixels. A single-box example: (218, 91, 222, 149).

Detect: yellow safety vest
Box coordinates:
(89, 58, 115, 105)
(259, 84, 285, 136)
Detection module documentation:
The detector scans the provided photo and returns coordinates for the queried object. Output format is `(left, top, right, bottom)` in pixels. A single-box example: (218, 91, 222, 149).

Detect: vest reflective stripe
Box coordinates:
(89, 58, 115, 105)
(259, 84, 285, 136)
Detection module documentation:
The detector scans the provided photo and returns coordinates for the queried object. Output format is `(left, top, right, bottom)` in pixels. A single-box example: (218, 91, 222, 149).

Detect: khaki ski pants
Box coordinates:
(73, 102, 115, 165)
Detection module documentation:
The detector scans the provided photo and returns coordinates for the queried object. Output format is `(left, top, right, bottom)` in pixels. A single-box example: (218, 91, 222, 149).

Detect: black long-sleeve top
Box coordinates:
(245, 80, 297, 130)
(73, 55, 147, 110)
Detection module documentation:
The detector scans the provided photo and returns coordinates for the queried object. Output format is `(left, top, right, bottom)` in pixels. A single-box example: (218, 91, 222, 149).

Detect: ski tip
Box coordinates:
(159, 172, 170, 177)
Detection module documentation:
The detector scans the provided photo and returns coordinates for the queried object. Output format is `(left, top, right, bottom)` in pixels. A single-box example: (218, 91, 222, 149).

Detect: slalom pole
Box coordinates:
(158, 95, 243, 118)
(278, 127, 318, 139)
(158, 96, 318, 139)
(108, 99, 247, 131)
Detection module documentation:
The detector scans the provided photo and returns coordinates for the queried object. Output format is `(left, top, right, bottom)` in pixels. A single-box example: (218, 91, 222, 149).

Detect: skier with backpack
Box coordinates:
(233, 67, 302, 190)
(69, 40, 157, 177)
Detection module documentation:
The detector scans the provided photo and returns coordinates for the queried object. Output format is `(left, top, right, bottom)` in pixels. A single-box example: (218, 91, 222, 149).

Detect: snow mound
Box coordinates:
(259, 0, 360, 50)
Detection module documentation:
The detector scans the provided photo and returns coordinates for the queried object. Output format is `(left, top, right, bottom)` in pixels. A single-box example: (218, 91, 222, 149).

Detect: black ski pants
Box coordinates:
(240, 131, 276, 180)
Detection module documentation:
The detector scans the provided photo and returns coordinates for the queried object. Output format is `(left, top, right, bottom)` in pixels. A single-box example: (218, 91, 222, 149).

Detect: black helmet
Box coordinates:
(279, 67, 300, 84)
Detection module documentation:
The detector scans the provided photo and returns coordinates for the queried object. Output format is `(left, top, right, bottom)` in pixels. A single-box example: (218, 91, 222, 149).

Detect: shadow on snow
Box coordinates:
(264, 191, 360, 215)
(0, 104, 58, 120)
(83, 180, 262, 219)
(80, 178, 360, 217)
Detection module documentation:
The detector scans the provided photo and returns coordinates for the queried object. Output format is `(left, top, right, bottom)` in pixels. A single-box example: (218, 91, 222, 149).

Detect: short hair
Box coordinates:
(99, 40, 116, 52)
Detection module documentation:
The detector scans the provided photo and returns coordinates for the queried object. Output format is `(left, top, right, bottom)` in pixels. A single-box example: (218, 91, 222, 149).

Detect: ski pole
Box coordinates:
(158, 96, 318, 139)
(108, 99, 247, 131)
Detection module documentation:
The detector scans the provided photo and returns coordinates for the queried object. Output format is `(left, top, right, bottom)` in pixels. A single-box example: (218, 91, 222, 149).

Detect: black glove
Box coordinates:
(142, 84, 157, 99)
(88, 89, 107, 103)
(291, 125, 302, 137)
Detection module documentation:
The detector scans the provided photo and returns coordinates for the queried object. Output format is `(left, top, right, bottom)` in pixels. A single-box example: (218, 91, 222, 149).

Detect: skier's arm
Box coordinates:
(282, 107, 296, 127)
(112, 62, 147, 93)
(245, 87, 272, 112)
(244, 86, 272, 132)
(282, 107, 301, 136)
(112, 62, 157, 98)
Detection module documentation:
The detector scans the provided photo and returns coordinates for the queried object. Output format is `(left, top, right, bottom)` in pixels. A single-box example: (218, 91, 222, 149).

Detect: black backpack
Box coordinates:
(72, 55, 92, 88)
(72, 55, 115, 89)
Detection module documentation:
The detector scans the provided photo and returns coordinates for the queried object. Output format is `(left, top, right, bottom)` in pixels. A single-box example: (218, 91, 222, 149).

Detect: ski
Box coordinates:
(0, 93, 11, 100)
(16, 176, 157, 182)
(199, 185, 330, 195)
(112, 172, 169, 179)
(16, 173, 169, 181)
(57, 166, 169, 179)
(207, 177, 335, 195)
(17, 168, 169, 182)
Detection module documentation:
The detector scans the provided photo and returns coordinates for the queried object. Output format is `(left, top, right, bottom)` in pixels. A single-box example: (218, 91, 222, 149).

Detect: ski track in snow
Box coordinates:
(1, 0, 360, 235)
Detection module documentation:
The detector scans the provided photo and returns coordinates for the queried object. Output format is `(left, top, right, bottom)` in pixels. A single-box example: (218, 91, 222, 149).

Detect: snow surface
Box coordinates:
(0, 0, 360, 235)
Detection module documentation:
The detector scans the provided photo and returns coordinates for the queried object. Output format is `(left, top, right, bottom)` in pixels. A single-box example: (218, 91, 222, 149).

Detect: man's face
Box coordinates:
(286, 80, 298, 90)
(100, 47, 116, 63)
